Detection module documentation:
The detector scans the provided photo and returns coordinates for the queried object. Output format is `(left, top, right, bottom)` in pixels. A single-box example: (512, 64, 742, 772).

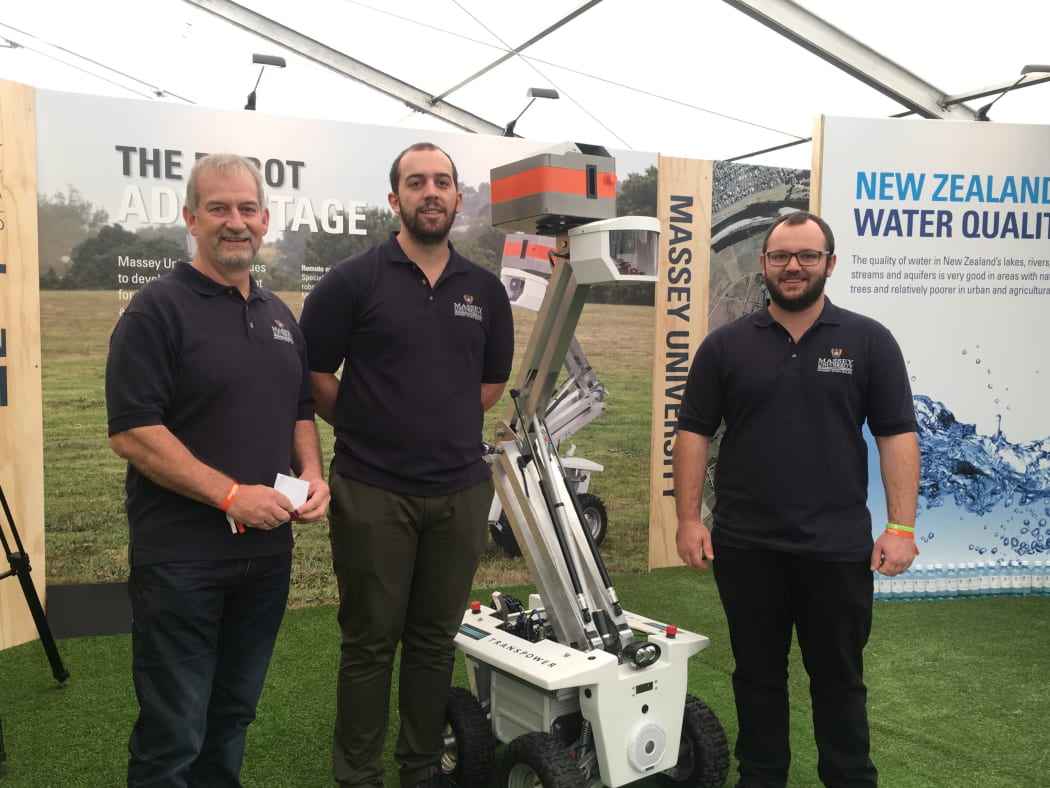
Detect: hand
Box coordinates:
(871, 530, 918, 575)
(676, 518, 714, 570)
(292, 476, 331, 523)
(227, 484, 295, 530)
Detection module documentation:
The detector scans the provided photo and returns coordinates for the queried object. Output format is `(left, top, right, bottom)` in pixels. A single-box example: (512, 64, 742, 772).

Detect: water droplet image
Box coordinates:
(915, 393, 1050, 558)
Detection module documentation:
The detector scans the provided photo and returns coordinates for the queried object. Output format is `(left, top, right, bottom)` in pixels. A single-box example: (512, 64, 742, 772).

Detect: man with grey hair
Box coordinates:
(106, 153, 330, 786)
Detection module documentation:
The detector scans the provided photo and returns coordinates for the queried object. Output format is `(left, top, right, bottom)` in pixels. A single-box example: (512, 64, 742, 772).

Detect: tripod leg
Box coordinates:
(9, 553, 70, 683)
(0, 483, 69, 684)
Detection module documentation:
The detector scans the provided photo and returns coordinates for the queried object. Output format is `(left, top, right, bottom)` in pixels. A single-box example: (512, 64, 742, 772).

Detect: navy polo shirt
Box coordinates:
(300, 232, 514, 496)
(106, 262, 313, 566)
(677, 298, 916, 560)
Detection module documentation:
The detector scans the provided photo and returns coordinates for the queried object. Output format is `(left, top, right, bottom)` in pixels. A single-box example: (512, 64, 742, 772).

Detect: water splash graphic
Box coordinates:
(915, 394, 1050, 556)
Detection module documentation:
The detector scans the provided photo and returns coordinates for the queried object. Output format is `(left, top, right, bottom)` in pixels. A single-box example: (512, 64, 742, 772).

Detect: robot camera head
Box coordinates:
(567, 216, 660, 285)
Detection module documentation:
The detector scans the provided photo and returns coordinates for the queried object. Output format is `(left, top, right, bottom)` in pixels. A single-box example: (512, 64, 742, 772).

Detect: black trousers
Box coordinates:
(713, 546, 877, 788)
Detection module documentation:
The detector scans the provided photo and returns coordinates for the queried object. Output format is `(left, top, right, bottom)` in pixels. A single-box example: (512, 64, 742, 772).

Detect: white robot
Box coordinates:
(443, 160, 729, 786)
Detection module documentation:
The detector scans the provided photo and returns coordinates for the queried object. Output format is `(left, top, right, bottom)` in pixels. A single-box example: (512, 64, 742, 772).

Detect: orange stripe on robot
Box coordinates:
(492, 166, 617, 203)
(502, 238, 556, 262)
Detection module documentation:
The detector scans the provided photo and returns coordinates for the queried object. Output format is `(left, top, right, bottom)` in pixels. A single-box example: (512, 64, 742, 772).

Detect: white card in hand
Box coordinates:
(274, 473, 310, 510)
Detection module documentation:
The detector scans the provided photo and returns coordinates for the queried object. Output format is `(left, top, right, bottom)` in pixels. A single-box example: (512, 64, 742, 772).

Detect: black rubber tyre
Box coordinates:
(489, 513, 523, 557)
(440, 687, 495, 787)
(576, 493, 608, 546)
(656, 695, 730, 787)
(491, 494, 607, 558)
(500, 732, 585, 788)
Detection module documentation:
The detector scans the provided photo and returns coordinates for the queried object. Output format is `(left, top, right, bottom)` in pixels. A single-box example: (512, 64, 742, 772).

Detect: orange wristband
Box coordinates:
(220, 483, 240, 513)
(885, 527, 914, 539)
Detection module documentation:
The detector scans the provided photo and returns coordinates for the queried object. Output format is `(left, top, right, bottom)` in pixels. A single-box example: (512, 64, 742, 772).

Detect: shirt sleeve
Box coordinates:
(300, 263, 356, 374)
(865, 323, 917, 436)
(105, 307, 176, 436)
(677, 335, 724, 437)
(482, 274, 515, 384)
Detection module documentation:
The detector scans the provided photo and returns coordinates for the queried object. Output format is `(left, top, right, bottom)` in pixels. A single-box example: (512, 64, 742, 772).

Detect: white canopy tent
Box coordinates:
(1, 0, 1047, 169)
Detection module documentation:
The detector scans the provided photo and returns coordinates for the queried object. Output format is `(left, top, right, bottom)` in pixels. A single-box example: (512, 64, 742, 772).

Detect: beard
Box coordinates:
(401, 202, 456, 245)
(763, 267, 827, 312)
(213, 236, 258, 271)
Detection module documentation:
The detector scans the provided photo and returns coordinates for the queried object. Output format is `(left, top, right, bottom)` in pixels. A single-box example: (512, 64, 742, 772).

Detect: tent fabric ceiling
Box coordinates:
(1, 0, 1047, 169)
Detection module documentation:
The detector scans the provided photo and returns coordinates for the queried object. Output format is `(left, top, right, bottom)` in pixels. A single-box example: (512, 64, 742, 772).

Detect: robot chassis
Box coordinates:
(445, 205, 730, 787)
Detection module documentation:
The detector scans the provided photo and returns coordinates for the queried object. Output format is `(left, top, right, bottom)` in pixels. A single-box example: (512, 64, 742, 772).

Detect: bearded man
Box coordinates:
(672, 210, 920, 788)
(299, 143, 514, 787)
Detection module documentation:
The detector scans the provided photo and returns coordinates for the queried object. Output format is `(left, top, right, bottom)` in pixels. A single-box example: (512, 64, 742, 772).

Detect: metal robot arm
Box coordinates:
(501, 261, 608, 446)
(493, 218, 659, 654)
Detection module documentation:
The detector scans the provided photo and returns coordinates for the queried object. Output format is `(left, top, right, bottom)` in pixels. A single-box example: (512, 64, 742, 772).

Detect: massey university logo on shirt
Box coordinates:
(817, 347, 853, 374)
(271, 320, 295, 345)
(453, 293, 484, 322)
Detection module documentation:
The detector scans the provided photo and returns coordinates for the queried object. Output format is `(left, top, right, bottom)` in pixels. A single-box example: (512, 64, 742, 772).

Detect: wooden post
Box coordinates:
(0, 79, 47, 649)
(648, 156, 712, 569)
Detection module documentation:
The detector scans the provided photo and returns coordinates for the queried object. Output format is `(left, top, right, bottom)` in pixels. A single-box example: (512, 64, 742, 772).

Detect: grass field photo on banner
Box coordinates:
(38, 291, 657, 601)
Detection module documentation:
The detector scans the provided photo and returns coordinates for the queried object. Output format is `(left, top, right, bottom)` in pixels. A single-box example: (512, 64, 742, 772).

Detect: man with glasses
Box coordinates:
(672, 210, 919, 787)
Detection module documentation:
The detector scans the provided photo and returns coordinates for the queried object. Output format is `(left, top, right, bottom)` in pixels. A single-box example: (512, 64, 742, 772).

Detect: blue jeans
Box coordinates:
(126, 553, 291, 788)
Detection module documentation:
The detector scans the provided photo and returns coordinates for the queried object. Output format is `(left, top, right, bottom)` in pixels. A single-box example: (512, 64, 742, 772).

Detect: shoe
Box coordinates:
(415, 773, 459, 787)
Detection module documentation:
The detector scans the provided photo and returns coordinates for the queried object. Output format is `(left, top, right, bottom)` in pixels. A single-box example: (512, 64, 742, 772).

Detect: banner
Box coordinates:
(33, 90, 612, 310)
(4, 82, 660, 647)
(817, 115, 1050, 569)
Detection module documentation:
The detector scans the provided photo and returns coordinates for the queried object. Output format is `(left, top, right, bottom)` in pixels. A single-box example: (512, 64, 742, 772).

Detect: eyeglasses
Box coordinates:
(763, 250, 830, 267)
